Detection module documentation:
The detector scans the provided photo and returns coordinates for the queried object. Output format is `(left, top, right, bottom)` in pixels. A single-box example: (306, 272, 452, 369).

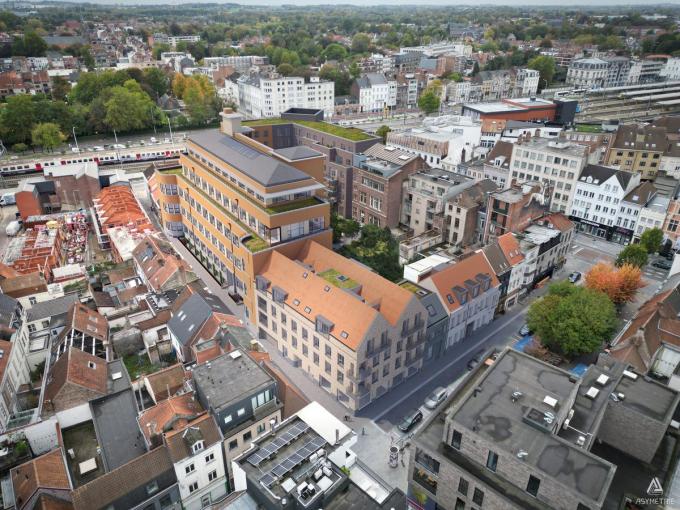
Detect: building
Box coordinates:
(462, 97, 576, 127)
(0, 70, 50, 99)
(147, 166, 184, 238)
(566, 57, 628, 89)
(617, 181, 658, 243)
(627, 58, 664, 84)
(661, 56, 680, 80)
(510, 137, 591, 213)
(480, 140, 514, 188)
(351, 143, 426, 228)
(568, 164, 639, 243)
(255, 240, 427, 411)
(192, 350, 282, 480)
(227, 74, 335, 119)
(443, 179, 498, 248)
(0, 336, 30, 432)
(165, 414, 227, 510)
(11, 448, 72, 510)
(420, 251, 500, 351)
(351, 73, 397, 113)
(635, 194, 669, 241)
(605, 123, 669, 180)
(484, 181, 553, 244)
(496, 232, 527, 309)
(71, 445, 181, 510)
(131, 233, 198, 295)
(386, 115, 481, 169)
(401, 169, 470, 237)
(467, 68, 539, 102)
(241, 109, 380, 220)
(663, 199, 680, 248)
(178, 110, 334, 323)
(50, 302, 110, 363)
(233, 401, 407, 510)
(516, 214, 574, 287)
(150, 33, 201, 47)
(407, 347, 679, 510)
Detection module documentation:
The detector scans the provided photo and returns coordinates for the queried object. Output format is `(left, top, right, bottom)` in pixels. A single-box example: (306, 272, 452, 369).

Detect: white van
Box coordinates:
(0, 193, 16, 206)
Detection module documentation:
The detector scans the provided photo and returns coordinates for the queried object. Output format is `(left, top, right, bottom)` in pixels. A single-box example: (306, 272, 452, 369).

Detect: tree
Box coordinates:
(616, 244, 648, 268)
(142, 67, 170, 98)
(418, 90, 440, 115)
(351, 33, 371, 54)
(276, 63, 295, 76)
(0, 94, 37, 144)
(527, 55, 556, 90)
(376, 125, 391, 143)
(104, 80, 159, 133)
(322, 43, 348, 61)
(639, 227, 664, 254)
(526, 281, 617, 357)
(585, 263, 644, 305)
(51, 76, 71, 101)
(31, 123, 65, 152)
(348, 61, 360, 80)
(340, 225, 401, 281)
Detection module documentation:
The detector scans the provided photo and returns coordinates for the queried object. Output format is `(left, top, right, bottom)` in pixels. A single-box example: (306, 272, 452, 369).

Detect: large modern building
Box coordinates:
(407, 348, 679, 510)
(254, 240, 427, 411)
(176, 109, 333, 323)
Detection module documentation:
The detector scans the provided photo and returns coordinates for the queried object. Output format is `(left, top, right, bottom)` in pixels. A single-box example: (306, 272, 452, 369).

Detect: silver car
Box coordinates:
(424, 387, 447, 409)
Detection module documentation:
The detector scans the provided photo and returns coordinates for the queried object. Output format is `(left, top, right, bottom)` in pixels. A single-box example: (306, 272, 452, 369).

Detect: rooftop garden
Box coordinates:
(318, 268, 359, 289)
(244, 118, 375, 142)
(574, 123, 603, 133)
(178, 174, 269, 253)
(160, 167, 183, 175)
(265, 196, 324, 214)
(399, 281, 421, 294)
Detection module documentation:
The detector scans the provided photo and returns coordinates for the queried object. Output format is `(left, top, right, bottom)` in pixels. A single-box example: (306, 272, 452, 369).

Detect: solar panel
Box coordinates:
(260, 473, 275, 487)
(247, 452, 263, 466)
(283, 459, 295, 470)
(272, 465, 288, 477)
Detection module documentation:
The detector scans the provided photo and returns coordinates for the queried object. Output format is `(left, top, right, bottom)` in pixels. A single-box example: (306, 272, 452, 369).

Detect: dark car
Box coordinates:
(398, 408, 424, 432)
(568, 271, 582, 283)
(519, 324, 532, 337)
(466, 349, 486, 371)
(653, 259, 673, 270)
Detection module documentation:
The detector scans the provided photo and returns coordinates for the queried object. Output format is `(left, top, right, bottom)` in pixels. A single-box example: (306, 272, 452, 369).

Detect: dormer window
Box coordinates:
(87, 361, 96, 369)
(192, 440, 204, 454)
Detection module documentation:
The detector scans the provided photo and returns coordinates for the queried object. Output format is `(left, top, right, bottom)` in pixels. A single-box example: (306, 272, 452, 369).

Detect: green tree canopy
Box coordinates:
(0, 94, 37, 144)
(31, 122, 65, 151)
(351, 33, 371, 53)
(376, 125, 391, 143)
(340, 224, 401, 281)
(104, 80, 160, 133)
(276, 63, 295, 76)
(616, 244, 648, 268)
(527, 55, 556, 90)
(639, 228, 664, 254)
(418, 89, 440, 115)
(322, 43, 348, 61)
(527, 281, 617, 357)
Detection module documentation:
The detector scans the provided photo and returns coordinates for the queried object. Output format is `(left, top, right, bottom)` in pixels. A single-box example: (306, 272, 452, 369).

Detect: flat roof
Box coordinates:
(450, 349, 615, 503)
(274, 145, 323, 161)
(189, 130, 311, 187)
(193, 350, 273, 410)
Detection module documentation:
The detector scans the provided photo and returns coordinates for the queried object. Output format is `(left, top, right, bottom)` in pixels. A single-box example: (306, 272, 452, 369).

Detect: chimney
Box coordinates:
(220, 108, 242, 137)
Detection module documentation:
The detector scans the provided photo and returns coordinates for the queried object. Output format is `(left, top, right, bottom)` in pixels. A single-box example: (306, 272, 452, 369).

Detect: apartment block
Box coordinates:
(568, 165, 640, 244)
(177, 110, 333, 323)
(443, 179, 498, 248)
(510, 137, 591, 213)
(147, 166, 183, 237)
(407, 348, 679, 510)
(420, 251, 500, 351)
(241, 109, 380, 218)
(605, 122, 670, 180)
(351, 144, 427, 228)
(516, 214, 574, 287)
(484, 181, 553, 244)
(254, 240, 427, 412)
(351, 73, 397, 112)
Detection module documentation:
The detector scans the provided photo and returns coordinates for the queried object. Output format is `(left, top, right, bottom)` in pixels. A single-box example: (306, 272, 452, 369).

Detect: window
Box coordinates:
(201, 495, 211, 508)
(486, 451, 498, 472)
(455, 498, 465, 510)
(205, 452, 215, 463)
(29, 297, 37, 305)
(185, 463, 195, 474)
(191, 440, 204, 454)
(472, 488, 484, 506)
(208, 470, 218, 482)
(243, 431, 252, 442)
(159, 494, 173, 509)
(189, 481, 199, 494)
(237, 408, 245, 417)
(451, 429, 462, 450)
(527, 475, 541, 497)
(229, 439, 238, 450)
(257, 423, 266, 434)
(224, 414, 232, 424)
(458, 477, 468, 496)
(146, 481, 159, 495)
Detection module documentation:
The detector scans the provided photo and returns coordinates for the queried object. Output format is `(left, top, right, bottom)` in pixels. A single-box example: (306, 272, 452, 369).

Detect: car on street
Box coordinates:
(112, 143, 126, 149)
(93, 146, 105, 151)
(150, 137, 158, 144)
(424, 387, 448, 409)
(398, 408, 424, 432)
(568, 271, 582, 283)
(519, 324, 532, 337)
(652, 259, 673, 270)
(467, 349, 486, 371)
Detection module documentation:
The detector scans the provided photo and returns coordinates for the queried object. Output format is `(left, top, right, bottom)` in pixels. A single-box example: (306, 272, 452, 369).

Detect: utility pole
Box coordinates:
(72, 127, 79, 152)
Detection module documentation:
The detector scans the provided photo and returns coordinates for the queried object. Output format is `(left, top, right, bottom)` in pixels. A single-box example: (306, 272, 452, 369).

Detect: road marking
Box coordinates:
(372, 309, 527, 422)
(573, 247, 583, 255)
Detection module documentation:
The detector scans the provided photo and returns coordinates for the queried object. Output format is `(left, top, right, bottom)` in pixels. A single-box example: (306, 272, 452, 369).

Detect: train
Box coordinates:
(0, 145, 187, 176)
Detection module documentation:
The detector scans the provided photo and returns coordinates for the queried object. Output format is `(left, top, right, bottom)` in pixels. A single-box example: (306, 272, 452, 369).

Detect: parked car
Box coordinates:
(568, 271, 582, 283)
(467, 349, 486, 371)
(398, 408, 424, 432)
(424, 387, 448, 410)
(5, 220, 21, 236)
(652, 259, 673, 270)
(519, 324, 532, 337)
(0, 193, 16, 206)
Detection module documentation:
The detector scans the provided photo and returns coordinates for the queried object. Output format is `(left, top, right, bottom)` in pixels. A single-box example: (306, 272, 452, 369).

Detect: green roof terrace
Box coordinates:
(318, 268, 359, 289)
(243, 118, 376, 142)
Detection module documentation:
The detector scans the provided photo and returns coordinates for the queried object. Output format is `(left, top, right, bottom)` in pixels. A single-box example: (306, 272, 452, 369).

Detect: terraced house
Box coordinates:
(174, 109, 332, 324)
(254, 240, 427, 412)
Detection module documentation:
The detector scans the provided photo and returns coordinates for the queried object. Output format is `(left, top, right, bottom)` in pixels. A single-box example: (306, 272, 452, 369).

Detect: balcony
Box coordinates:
(366, 340, 391, 357)
(264, 196, 326, 215)
(405, 333, 427, 350)
(401, 321, 424, 338)
(346, 366, 371, 384)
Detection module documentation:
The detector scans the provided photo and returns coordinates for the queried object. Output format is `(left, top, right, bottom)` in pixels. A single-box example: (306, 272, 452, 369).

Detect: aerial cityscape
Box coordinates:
(1, 2, 680, 510)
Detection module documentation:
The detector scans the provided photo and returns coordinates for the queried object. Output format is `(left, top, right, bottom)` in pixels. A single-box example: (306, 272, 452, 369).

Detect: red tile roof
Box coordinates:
(94, 185, 153, 234)
(44, 348, 108, 404)
(497, 232, 524, 266)
(138, 393, 203, 443)
(11, 449, 71, 510)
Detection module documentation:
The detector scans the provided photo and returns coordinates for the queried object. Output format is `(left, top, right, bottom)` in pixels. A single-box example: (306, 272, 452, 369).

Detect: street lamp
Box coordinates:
(167, 117, 174, 146)
(72, 127, 79, 152)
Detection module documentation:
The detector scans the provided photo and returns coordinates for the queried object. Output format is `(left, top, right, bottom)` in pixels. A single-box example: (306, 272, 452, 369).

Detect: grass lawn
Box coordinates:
(575, 124, 603, 133)
(399, 281, 421, 294)
(318, 268, 359, 289)
(160, 167, 183, 175)
(265, 197, 322, 214)
(244, 118, 375, 141)
(123, 354, 160, 380)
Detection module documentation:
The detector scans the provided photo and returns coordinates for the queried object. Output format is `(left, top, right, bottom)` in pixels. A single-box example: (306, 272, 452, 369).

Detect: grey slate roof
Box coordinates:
(274, 145, 323, 161)
(0, 294, 18, 329)
(189, 130, 310, 187)
(193, 350, 274, 411)
(26, 294, 79, 323)
(356, 73, 388, 88)
(578, 164, 633, 190)
(420, 292, 448, 327)
(168, 290, 230, 346)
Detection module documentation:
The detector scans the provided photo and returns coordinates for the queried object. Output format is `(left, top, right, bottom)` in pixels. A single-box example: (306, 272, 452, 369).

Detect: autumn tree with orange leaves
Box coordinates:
(585, 263, 644, 305)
